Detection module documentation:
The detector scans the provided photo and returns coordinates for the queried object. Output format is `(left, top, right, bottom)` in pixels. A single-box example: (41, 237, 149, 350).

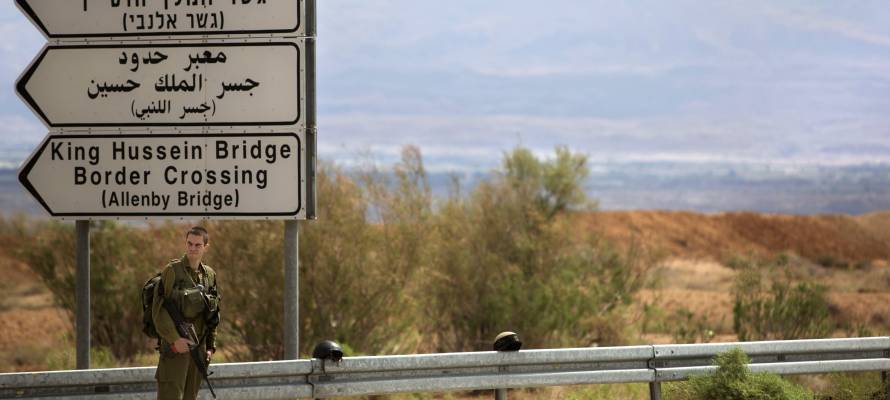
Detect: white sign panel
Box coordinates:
(19, 133, 305, 219)
(17, 41, 306, 128)
(15, 0, 308, 39)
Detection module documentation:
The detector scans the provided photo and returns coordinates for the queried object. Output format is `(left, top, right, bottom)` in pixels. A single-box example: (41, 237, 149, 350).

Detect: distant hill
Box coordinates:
(583, 161, 890, 215)
(0, 169, 41, 216)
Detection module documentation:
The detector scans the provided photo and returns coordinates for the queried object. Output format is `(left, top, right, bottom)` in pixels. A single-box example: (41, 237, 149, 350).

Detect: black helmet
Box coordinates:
(493, 331, 522, 352)
(312, 340, 344, 362)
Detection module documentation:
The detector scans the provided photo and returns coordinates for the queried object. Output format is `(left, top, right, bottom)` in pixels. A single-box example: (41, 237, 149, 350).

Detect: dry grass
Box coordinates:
(639, 256, 890, 340)
(587, 210, 890, 264)
(855, 211, 890, 249)
(0, 236, 71, 371)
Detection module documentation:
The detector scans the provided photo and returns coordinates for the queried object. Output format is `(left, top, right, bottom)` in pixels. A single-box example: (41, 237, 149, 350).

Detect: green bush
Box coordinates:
(421, 146, 647, 351)
(731, 255, 832, 341)
(299, 150, 426, 356)
(816, 372, 883, 400)
(666, 347, 812, 400)
(671, 308, 716, 344)
(14, 220, 180, 361)
(199, 219, 287, 360)
(206, 148, 431, 359)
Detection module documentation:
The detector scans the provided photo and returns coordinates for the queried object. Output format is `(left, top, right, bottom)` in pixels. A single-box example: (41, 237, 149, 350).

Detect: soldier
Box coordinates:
(152, 226, 220, 400)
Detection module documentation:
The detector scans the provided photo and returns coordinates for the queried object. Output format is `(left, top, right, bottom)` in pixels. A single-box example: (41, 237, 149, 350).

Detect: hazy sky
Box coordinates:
(2, 1, 889, 171)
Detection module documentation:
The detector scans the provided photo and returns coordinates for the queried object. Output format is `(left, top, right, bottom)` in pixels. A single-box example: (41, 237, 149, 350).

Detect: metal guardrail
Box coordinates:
(1, 337, 888, 399)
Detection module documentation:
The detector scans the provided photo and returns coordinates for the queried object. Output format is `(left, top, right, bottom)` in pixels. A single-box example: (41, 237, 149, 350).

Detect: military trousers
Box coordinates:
(155, 342, 206, 400)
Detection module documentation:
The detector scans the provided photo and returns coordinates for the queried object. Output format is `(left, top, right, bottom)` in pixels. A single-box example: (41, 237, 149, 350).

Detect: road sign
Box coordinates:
(16, 41, 309, 128)
(18, 133, 305, 219)
(15, 0, 311, 39)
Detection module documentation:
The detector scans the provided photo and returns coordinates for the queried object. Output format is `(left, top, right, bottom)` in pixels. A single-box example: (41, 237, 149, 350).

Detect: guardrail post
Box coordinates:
(648, 344, 661, 400)
(884, 348, 890, 400)
(649, 382, 662, 400)
(492, 332, 521, 400)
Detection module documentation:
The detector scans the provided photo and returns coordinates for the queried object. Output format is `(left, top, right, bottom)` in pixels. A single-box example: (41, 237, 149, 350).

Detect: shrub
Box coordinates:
(199, 219, 287, 360)
(666, 347, 812, 400)
(298, 151, 425, 356)
(14, 220, 180, 361)
(421, 146, 647, 351)
(671, 308, 716, 344)
(211, 149, 429, 359)
(816, 254, 849, 269)
(732, 255, 832, 341)
(817, 372, 883, 400)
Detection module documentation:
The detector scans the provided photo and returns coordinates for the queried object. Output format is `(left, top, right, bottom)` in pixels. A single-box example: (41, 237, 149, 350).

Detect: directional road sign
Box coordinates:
(17, 41, 310, 128)
(15, 0, 311, 39)
(19, 133, 306, 219)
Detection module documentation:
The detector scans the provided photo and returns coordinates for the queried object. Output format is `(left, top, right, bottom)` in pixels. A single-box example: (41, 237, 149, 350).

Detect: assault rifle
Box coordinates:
(159, 284, 217, 399)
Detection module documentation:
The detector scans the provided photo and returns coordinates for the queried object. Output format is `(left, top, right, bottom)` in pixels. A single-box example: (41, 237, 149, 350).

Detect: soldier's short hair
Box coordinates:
(186, 226, 209, 245)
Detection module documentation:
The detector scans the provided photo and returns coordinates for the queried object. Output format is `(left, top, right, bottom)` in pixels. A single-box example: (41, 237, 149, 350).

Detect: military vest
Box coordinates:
(168, 259, 219, 323)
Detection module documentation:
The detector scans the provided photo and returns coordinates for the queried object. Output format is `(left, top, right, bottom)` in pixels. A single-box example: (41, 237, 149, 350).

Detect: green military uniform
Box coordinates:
(152, 256, 220, 400)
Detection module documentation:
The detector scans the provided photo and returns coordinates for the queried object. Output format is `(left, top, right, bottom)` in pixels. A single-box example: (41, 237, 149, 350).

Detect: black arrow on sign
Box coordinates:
(17, 135, 52, 216)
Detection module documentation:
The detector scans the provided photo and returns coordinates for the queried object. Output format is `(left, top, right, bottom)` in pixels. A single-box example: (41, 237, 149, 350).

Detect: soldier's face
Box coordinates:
(185, 234, 209, 261)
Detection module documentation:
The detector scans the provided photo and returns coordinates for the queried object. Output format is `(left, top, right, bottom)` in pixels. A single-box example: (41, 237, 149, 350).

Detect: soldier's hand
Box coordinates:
(172, 338, 194, 353)
(206, 349, 214, 363)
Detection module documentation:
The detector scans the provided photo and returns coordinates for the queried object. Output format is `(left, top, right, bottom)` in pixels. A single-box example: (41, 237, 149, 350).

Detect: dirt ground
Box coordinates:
(0, 252, 70, 371)
(586, 210, 890, 264)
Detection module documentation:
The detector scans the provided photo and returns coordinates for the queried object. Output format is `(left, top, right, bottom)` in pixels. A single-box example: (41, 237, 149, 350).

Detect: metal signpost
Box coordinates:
(15, 0, 316, 374)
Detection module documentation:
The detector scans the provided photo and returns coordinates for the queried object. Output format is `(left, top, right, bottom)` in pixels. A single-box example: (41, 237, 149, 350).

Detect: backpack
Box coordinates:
(141, 260, 184, 339)
(141, 272, 163, 338)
